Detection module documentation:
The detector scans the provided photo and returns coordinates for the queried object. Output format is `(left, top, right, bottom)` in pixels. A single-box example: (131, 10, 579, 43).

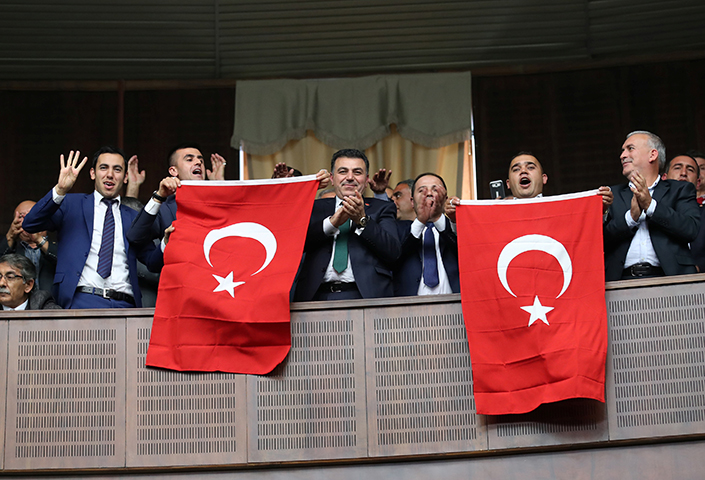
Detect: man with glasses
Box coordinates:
(0, 254, 60, 310)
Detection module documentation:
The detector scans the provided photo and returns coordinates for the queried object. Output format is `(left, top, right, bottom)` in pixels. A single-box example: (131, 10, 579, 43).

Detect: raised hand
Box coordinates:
(367, 168, 392, 194)
(272, 162, 294, 179)
(56, 150, 88, 196)
(207, 153, 226, 180)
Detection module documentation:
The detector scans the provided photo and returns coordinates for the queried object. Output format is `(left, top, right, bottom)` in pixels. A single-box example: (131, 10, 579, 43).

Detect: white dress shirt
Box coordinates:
(624, 177, 660, 268)
(2, 299, 28, 311)
(321, 196, 366, 283)
(410, 215, 453, 295)
(52, 189, 134, 295)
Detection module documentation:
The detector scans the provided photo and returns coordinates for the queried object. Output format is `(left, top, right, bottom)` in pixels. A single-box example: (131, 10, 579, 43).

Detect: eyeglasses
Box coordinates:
(0, 272, 24, 282)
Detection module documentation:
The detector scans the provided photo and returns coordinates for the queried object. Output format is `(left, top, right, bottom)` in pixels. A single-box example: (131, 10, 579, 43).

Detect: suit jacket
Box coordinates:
(127, 195, 177, 246)
(393, 218, 460, 296)
(690, 205, 705, 273)
(604, 179, 700, 281)
(293, 197, 401, 301)
(27, 289, 62, 310)
(22, 190, 164, 308)
(0, 237, 57, 292)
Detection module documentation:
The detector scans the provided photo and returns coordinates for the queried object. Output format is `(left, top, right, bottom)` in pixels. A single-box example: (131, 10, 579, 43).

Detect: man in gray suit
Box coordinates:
(604, 131, 700, 280)
(0, 254, 61, 310)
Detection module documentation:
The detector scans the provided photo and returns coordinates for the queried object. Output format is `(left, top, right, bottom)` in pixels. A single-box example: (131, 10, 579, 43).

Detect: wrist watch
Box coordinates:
(151, 190, 167, 203)
(358, 215, 370, 228)
(37, 236, 48, 248)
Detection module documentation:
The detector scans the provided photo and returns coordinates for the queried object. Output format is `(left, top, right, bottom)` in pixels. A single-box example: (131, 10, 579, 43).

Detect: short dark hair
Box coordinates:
(330, 149, 369, 174)
(396, 179, 414, 189)
(686, 149, 705, 159)
(92, 145, 126, 170)
(411, 172, 447, 193)
(668, 154, 699, 172)
(509, 151, 544, 175)
(0, 253, 36, 286)
(167, 143, 203, 168)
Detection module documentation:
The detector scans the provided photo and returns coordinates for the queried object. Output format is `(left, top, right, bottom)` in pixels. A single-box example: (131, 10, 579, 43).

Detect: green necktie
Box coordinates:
(333, 220, 350, 273)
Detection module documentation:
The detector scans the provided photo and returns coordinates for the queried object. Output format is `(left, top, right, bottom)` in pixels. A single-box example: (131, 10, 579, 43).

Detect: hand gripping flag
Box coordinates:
(456, 191, 607, 415)
(146, 176, 318, 374)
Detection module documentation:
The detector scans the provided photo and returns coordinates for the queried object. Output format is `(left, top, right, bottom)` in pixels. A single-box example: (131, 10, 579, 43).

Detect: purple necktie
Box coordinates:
(423, 222, 439, 287)
(97, 199, 116, 278)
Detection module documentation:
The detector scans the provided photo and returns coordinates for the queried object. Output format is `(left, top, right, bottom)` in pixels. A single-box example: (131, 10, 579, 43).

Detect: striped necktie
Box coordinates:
(97, 198, 116, 278)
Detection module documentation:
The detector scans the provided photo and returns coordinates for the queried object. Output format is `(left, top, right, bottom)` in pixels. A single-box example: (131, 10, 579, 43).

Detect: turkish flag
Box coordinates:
(146, 176, 318, 374)
(456, 191, 607, 415)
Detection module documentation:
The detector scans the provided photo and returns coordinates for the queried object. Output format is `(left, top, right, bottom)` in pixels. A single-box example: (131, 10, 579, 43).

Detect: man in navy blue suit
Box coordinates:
(393, 173, 459, 296)
(294, 149, 401, 301)
(23, 146, 164, 309)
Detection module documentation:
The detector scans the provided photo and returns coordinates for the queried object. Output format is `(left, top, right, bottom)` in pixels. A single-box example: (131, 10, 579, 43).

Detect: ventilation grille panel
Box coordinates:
(4, 319, 125, 470)
(606, 284, 705, 439)
(365, 303, 485, 456)
(248, 310, 367, 462)
(125, 318, 247, 467)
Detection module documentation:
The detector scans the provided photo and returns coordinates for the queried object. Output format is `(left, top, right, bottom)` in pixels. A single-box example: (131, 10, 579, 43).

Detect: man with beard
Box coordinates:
(393, 173, 459, 296)
(0, 254, 60, 310)
(294, 149, 400, 301)
(22, 146, 164, 308)
(0, 200, 56, 291)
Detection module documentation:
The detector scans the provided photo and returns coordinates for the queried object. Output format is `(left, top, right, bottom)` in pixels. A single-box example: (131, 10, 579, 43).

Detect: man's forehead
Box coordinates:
(177, 148, 203, 159)
(335, 156, 365, 168)
(415, 175, 444, 189)
(670, 156, 698, 170)
(393, 183, 409, 194)
(15, 201, 35, 214)
(510, 155, 540, 170)
(96, 153, 125, 168)
(0, 262, 17, 273)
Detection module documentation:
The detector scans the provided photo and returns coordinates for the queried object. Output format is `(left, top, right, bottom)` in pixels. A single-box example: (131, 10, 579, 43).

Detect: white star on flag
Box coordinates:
(212, 271, 244, 297)
(521, 295, 553, 326)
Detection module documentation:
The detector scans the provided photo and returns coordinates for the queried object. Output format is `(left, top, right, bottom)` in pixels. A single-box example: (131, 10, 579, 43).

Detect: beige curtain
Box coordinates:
(246, 125, 467, 198)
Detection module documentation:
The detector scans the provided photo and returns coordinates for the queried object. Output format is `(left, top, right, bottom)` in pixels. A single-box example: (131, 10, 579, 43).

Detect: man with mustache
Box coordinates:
(0, 254, 60, 310)
(22, 146, 165, 308)
(393, 173, 459, 296)
(604, 131, 700, 280)
(294, 148, 401, 301)
(0, 200, 57, 291)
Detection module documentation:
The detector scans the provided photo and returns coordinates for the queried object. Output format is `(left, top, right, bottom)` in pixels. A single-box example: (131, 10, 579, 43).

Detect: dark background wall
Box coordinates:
(2, 57, 705, 233)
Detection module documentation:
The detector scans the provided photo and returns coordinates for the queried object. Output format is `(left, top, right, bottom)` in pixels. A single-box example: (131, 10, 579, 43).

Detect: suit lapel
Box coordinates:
(652, 180, 669, 202)
(83, 194, 95, 241)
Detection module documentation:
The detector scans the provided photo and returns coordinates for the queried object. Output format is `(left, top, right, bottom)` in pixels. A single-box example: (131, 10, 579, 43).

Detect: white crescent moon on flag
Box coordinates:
(203, 222, 277, 275)
(497, 234, 572, 298)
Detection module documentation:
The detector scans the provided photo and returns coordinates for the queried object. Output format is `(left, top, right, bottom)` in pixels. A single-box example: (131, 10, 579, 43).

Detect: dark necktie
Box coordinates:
(423, 222, 439, 287)
(97, 199, 116, 278)
(333, 220, 350, 273)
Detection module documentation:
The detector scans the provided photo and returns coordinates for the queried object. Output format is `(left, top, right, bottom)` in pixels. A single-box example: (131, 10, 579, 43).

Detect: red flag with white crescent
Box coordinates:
(146, 176, 318, 374)
(456, 191, 607, 415)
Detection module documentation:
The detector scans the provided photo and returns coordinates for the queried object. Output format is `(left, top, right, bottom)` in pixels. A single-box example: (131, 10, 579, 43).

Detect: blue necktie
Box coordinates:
(97, 199, 116, 278)
(423, 222, 439, 287)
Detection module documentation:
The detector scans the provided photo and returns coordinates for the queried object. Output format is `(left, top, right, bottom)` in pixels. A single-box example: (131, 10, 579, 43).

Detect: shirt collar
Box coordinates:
(2, 298, 28, 311)
(93, 191, 122, 207)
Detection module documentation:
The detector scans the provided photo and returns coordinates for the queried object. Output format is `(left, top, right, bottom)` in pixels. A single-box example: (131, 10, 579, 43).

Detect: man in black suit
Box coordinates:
(393, 173, 459, 296)
(604, 131, 700, 281)
(294, 149, 401, 301)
